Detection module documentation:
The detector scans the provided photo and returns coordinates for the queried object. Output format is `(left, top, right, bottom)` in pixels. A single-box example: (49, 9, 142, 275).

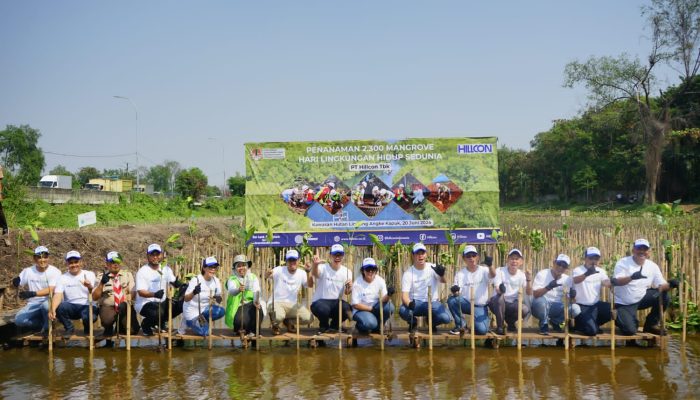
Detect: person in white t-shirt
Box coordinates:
(447, 245, 495, 335)
(309, 244, 353, 334)
(12, 246, 62, 336)
(181, 256, 225, 336)
(265, 249, 311, 335)
(571, 247, 612, 336)
(531, 254, 580, 335)
(488, 248, 533, 335)
(612, 239, 679, 336)
(135, 243, 184, 336)
(351, 257, 395, 334)
(49, 251, 97, 338)
(399, 243, 451, 333)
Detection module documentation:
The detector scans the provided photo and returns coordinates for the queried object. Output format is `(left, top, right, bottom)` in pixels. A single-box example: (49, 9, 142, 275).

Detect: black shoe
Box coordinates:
(103, 339, 115, 348)
(550, 323, 563, 333)
(142, 328, 154, 337)
(495, 327, 505, 336)
(83, 326, 91, 335)
(506, 324, 516, 333)
(103, 327, 114, 337)
(539, 326, 549, 335)
(643, 325, 667, 336)
(40, 329, 49, 338)
(63, 328, 75, 339)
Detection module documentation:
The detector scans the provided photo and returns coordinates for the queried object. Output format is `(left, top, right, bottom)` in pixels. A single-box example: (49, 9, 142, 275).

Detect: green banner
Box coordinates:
(245, 137, 499, 243)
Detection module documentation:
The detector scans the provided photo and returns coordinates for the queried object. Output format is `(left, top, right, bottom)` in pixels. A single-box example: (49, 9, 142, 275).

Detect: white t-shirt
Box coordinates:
(19, 265, 61, 305)
(311, 263, 352, 302)
(572, 265, 609, 306)
(401, 264, 441, 302)
(270, 266, 308, 303)
(614, 256, 667, 305)
(453, 266, 492, 306)
(183, 274, 223, 321)
(55, 270, 97, 306)
(135, 264, 176, 313)
(226, 273, 261, 298)
(532, 269, 571, 304)
(351, 276, 388, 315)
(493, 266, 527, 303)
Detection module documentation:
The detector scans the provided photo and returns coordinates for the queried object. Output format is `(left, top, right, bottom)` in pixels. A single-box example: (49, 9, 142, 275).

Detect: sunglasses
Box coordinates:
(35, 253, 50, 259)
(464, 253, 478, 258)
(555, 261, 569, 268)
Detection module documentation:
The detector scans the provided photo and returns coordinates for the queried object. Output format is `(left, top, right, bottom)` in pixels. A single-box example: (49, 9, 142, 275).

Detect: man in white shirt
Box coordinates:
(266, 249, 312, 335)
(399, 243, 451, 333)
(612, 239, 678, 335)
(531, 254, 580, 335)
(309, 244, 353, 334)
(49, 251, 97, 338)
(488, 248, 533, 335)
(447, 245, 495, 335)
(12, 246, 62, 336)
(571, 247, 612, 336)
(135, 243, 184, 336)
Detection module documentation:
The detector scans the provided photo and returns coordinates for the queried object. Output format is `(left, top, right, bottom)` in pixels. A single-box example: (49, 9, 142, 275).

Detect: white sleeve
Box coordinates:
(136, 269, 148, 292)
(380, 280, 388, 297)
(532, 270, 547, 291)
(401, 269, 412, 293)
(351, 282, 361, 305)
(54, 276, 65, 294)
(185, 278, 197, 296)
(651, 264, 667, 287)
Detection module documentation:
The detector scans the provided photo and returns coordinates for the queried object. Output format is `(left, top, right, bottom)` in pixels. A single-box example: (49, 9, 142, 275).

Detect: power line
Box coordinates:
(45, 151, 135, 158)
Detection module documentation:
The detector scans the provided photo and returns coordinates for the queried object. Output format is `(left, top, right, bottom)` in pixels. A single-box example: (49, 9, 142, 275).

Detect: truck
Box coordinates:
(88, 178, 133, 192)
(38, 175, 73, 189)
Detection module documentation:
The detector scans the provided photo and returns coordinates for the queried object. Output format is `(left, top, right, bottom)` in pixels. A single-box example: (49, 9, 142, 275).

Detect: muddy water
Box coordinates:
(1, 338, 698, 399)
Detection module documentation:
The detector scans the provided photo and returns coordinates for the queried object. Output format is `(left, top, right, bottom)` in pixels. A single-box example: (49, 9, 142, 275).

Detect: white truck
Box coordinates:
(38, 175, 73, 189)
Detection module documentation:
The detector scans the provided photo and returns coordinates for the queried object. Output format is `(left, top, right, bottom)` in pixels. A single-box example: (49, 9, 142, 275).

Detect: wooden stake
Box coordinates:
(88, 283, 94, 352)
(470, 286, 475, 350)
(682, 277, 688, 343)
(428, 286, 433, 350)
(208, 291, 213, 350)
(167, 288, 172, 350)
(296, 290, 301, 350)
(379, 288, 384, 351)
(126, 290, 131, 351)
(611, 286, 616, 351)
(517, 287, 522, 350)
(563, 289, 569, 350)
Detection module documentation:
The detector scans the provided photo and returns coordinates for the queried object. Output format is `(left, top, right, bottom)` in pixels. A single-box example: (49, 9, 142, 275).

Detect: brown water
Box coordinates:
(1, 338, 698, 399)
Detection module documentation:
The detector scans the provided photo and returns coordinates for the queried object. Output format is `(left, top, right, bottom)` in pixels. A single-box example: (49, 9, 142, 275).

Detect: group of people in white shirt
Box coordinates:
(12, 237, 678, 343)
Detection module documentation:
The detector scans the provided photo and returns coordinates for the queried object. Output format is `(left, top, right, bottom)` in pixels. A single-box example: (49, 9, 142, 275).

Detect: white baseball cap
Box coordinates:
(555, 254, 571, 266)
(106, 251, 122, 263)
(463, 245, 478, 255)
(508, 248, 523, 257)
(412, 243, 427, 254)
(634, 238, 651, 249)
(285, 249, 300, 260)
(585, 247, 601, 257)
(362, 257, 378, 269)
(203, 256, 220, 268)
(330, 244, 345, 255)
(65, 250, 82, 261)
(147, 243, 162, 254)
(34, 245, 49, 255)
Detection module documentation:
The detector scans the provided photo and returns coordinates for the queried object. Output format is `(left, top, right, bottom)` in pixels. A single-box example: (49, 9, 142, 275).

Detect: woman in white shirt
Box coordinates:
(351, 257, 395, 334)
(182, 256, 225, 336)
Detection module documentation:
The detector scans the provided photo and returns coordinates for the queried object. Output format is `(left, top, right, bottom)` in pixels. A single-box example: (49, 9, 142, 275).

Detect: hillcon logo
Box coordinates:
(457, 144, 493, 154)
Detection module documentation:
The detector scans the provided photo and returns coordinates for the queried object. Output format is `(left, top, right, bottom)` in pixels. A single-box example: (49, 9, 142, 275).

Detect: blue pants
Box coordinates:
(15, 300, 50, 332)
(574, 302, 611, 336)
(447, 295, 489, 335)
(56, 302, 98, 332)
(186, 305, 225, 336)
(615, 288, 670, 335)
(311, 299, 352, 331)
(399, 300, 451, 328)
(531, 297, 580, 330)
(353, 302, 395, 334)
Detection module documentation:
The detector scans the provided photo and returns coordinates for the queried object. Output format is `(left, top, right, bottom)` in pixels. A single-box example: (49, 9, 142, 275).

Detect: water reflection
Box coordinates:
(0, 338, 698, 399)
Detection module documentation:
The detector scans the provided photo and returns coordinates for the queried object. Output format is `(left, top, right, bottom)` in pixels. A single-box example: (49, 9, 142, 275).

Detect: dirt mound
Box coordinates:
(0, 217, 243, 310)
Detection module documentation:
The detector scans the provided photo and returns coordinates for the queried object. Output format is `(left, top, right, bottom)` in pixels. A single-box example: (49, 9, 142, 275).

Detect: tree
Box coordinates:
(564, 0, 700, 203)
(174, 167, 208, 199)
(76, 166, 101, 186)
(146, 161, 181, 193)
(49, 165, 72, 176)
(227, 173, 246, 197)
(0, 124, 45, 185)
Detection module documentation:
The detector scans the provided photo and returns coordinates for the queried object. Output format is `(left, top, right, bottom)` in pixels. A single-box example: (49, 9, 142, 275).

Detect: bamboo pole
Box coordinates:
(470, 286, 475, 350)
(208, 291, 213, 350)
(88, 281, 94, 352)
(126, 290, 131, 351)
(682, 277, 688, 343)
(563, 288, 569, 350)
(167, 289, 172, 350)
(379, 288, 384, 351)
(517, 287, 522, 350)
(611, 286, 616, 351)
(428, 285, 433, 350)
(296, 290, 301, 350)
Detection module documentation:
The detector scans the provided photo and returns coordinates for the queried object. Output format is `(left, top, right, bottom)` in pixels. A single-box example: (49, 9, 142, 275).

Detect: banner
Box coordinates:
(245, 137, 499, 247)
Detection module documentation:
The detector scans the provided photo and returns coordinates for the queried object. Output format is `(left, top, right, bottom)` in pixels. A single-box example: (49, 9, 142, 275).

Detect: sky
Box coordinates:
(0, 1, 669, 187)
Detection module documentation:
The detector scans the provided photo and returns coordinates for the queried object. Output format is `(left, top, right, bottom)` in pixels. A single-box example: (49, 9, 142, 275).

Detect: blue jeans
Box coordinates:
(186, 305, 225, 336)
(56, 302, 98, 332)
(574, 302, 611, 336)
(15, 300, 50, 331)
(531, 297, 580, 330)
(399, 300, 451, 327)
(447, 295, 489, 335)
(353, 302, 395, 333)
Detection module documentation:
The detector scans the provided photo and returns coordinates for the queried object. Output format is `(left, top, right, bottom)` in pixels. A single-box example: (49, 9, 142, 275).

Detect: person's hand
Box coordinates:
(498, 283, 506, 295)
(584, 268, 598, 277)
(153, 289, 164, 299)
(11, 277, 20, 287)
(432, 264, 446, 277)
(610, 277, 619, 287)
(19, 291, 36, 300)
(546, 280, 562, 290)
(239, 283, 246, 292)
(312, 254, 322, 265)
(48, 310, 56, 321)
(450, 285, 460, 294)
(214, 295, 223, 304)
(386, 287, 395, 296)
(668, 278, 680, 289)
(408, 300, 415, 311)
(100, 273, 111, 285)
(265, 269, 273, 279)
(569, 288, 577, 299)
(631, 269, 647, 280)
(484, 255, 493, 267)
(192, 284, 202, 295)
